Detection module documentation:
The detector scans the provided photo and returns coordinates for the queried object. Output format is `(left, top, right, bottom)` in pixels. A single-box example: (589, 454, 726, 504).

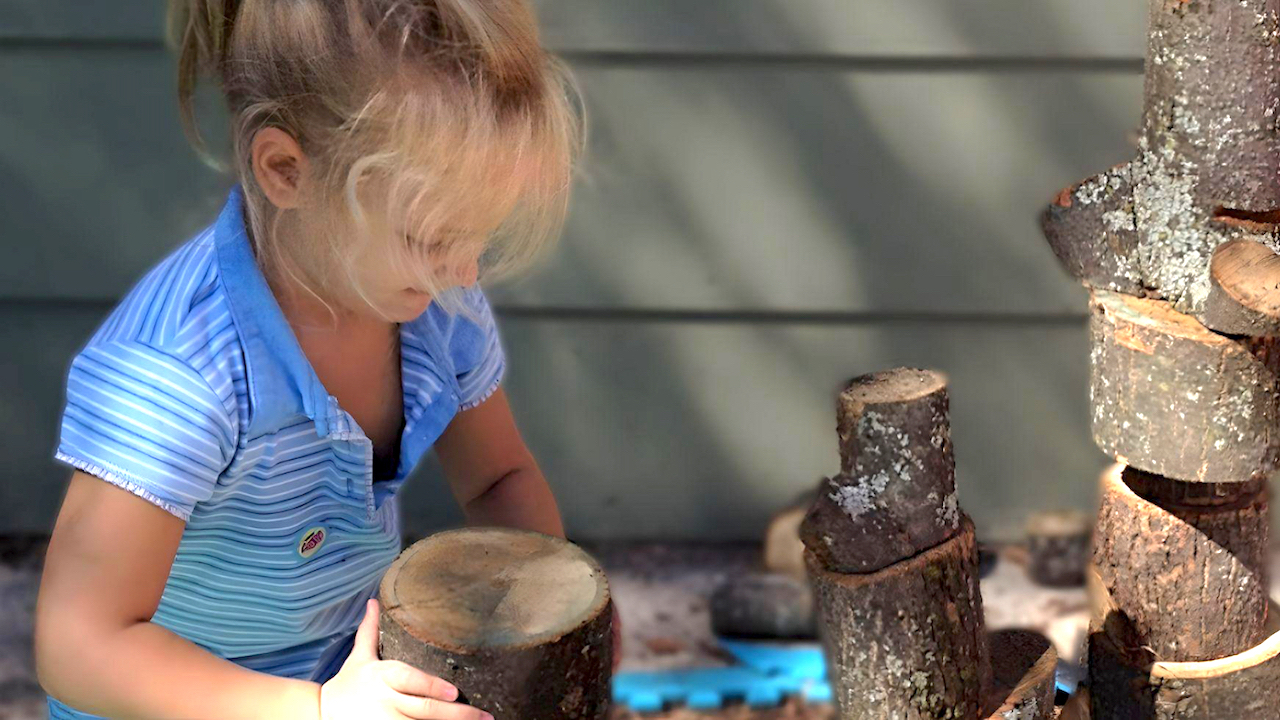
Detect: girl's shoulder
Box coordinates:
(405, 285, 506, 409)
(89, 227, 232, 351)
(78, 224, 243, 408)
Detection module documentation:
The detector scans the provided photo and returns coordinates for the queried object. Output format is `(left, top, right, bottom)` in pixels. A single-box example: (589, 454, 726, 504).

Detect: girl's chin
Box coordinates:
(391, 289, 434, 317)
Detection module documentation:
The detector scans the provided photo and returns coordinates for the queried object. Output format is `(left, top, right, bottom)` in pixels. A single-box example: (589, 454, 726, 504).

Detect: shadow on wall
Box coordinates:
(402, 5, 1127, 542)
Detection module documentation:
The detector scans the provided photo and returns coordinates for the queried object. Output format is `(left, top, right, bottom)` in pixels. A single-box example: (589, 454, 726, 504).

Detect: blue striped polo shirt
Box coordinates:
(48, 184, 506, 719)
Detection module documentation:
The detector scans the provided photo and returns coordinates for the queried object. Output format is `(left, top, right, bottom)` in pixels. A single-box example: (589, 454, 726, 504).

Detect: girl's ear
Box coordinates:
(251, 126, 311, 209)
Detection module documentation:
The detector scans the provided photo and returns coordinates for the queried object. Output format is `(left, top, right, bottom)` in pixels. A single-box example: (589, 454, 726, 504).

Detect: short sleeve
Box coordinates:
(55, 341, 237, 521)
(450, 286, 506, 410)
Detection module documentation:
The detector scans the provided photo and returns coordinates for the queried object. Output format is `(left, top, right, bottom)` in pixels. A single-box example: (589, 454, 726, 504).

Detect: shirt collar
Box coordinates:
(213, 184, 335, 437)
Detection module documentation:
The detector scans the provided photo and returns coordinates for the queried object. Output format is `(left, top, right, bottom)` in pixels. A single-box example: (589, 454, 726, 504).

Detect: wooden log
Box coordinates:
(1088, 290, 1280, 483)
(1059, 688, 1090, 720)
(1088, 585, 1280, 720)
(1040, 163, 1144, 295)
(800, 368, 961, 574)
(1141, 0, 1280, 214)
(1203, 238, 1280, 337)
(981, 630, 1058, 720)
(1037, 0, 1280, 329)
(379, 528, 613, 720)
(709, 571, 816, 640)
(1025, 509, 1091, 588)
(764, 501, 812, 580)
(806, 514, 991, 719)
(1092, 465, 1269, 662)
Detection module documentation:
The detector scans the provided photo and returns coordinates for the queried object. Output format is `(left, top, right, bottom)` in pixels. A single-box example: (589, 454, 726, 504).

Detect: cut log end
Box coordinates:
(379, 528, 613, 719)
(1091, 289, 1225, 346)
(1204, 238, 1280, 336)
(838, 367, 948, 408)
(981, 629, 1058, 720)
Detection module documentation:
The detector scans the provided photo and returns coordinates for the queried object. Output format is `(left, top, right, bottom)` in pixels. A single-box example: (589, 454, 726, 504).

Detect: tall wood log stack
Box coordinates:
(800, 368, 1057, 719)
(1039, 0, 1280, 716)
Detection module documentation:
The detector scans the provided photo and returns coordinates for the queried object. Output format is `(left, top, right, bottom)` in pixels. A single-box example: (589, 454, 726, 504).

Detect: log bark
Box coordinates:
(379, 528, 613, 720)
(1040, 163, 1144, 295)
(806, 514, 991, 719)
(981, 630, 1058, 720)
(801, 368, 960, 574)
(1092, 466, 1270, 662)
(1088, 594, 1280, 720)
(1025, 510, 1091, 588)
(1089, 290, 1280, 482)
(1142, 0, 1280, 214)
(1038, 0, 1280, 329)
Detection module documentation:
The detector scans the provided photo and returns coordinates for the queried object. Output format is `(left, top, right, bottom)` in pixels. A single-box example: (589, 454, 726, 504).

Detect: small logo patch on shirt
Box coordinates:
(298, 527, 327, 558)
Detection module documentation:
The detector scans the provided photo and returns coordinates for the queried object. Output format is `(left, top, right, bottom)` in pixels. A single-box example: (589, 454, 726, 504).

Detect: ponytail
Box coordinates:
(166, 0, 243, 168)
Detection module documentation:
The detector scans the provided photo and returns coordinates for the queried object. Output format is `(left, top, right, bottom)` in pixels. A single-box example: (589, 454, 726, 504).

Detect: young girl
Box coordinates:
(33, 1, 611, 717)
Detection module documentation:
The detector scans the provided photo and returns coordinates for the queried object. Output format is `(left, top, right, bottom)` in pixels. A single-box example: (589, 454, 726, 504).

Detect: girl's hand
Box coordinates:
(320, 600, 493, 720)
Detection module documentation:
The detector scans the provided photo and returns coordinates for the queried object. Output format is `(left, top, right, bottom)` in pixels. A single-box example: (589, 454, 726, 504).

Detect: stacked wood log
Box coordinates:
(800, 368, 1057, 719)
(1040, 1, 1280, 715)
(379, 528, 613, 719)
(1024, 509, 1091, 588)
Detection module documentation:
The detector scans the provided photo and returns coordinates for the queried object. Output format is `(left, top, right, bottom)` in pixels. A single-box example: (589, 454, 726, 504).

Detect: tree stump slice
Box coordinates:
(801, 368, 961, 574)
(1089, 290, 1280, 483)
(1040, 163, 1144, 295)
(1088, 596, 1280, 720)
(805, 514, 991, 719)
(981, 630, 1058, 720)
(1203, 239, 1280, 337)
(1025, 510, 1092, 588)
(378, 528, 613, 720)
(1093, 466, 1269, 663)
(764, 505, 809, 580)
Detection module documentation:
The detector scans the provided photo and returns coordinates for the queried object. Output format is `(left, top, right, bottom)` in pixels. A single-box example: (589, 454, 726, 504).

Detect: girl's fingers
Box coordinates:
(391, 691, 494, 720)
(350, 599, 381, 663)
(378, 661, 459, 701)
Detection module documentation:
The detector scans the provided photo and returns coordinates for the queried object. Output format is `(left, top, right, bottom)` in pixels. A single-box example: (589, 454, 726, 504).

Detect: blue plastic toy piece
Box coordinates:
(613, 638, 833, 712)
(716, 639, 827, 680)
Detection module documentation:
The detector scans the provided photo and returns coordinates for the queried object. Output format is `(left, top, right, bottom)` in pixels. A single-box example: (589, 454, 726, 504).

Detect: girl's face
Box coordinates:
(291, 187, 487, 324)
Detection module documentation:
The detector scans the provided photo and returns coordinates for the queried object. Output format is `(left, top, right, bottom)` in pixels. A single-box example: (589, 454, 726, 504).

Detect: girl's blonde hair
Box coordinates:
(166, 0, 583, 316)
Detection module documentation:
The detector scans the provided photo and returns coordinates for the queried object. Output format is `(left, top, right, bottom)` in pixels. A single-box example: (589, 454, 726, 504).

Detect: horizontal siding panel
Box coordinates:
(0, 1, 1144, 59)
(0, 51, 1142, 314)
(0, 304, 1110, 540)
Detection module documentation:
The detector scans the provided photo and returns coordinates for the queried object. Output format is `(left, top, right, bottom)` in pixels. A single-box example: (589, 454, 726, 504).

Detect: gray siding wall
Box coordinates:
(0, 2, 1145, 541)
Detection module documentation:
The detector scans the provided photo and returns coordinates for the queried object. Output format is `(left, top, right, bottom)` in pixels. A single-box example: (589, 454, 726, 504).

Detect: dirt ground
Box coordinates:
(0, 537, 1093, 719)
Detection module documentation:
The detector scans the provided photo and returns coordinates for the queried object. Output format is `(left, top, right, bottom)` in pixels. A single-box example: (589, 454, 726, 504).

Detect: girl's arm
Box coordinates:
(435, 388, 564, 538)
(435, 388, 623, 671)
(37, 474, 480, 720)
(35, 471, 324, 719)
